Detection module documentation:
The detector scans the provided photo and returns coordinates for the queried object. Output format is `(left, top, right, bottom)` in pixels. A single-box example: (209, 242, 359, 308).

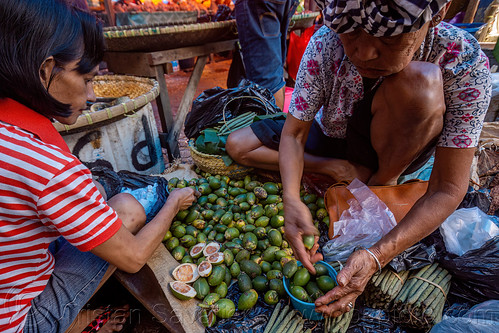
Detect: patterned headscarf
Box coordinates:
(315, 0, 451, 37)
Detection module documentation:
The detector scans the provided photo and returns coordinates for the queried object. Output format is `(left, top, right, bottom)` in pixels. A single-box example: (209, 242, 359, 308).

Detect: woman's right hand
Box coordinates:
(167, 187, 199, 212)
(284, 198, 322, 274)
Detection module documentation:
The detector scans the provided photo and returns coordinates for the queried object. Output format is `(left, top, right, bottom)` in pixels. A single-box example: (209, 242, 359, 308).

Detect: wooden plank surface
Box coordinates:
(103, 0, 116, 26)
(146, 244, 205, 333)
(114, 265, 186, 333)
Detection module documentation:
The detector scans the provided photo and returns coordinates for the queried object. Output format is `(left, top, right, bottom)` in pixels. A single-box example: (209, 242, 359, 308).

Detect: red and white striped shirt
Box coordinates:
(0, 98, 122, 332)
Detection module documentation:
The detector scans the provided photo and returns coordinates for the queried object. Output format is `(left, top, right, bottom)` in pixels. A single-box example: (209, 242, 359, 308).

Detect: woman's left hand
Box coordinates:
(314, 249, 379, 317)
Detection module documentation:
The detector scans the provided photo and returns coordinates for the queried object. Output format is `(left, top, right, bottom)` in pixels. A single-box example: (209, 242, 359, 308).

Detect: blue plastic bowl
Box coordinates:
(453, 23, 485, 34)
(283, 260, 338, 320)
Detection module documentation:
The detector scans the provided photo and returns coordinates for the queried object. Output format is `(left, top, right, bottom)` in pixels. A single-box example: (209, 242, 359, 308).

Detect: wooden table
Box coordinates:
(104, 38, 238, 159)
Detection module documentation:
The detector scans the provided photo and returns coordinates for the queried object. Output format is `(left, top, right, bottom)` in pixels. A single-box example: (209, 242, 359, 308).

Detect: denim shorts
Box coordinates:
(235, 0, 299, 93)
(23, 237, 109, 333)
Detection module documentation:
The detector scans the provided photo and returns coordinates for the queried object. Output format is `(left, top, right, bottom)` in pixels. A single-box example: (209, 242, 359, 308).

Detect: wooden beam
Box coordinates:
(147, 39, 237, 65)
(103, 0, 116, 26)
(154, 65, 174, 134)
(104, 52, 156, 77)
(480, 41, 496, 50)
(463, 0, 481, 23)
(167, 55, 208, 158)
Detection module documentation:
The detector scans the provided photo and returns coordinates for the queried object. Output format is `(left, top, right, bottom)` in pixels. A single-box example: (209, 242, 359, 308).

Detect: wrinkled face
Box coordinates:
(338, 23, 430, 78)
(48, 60, 99, 125)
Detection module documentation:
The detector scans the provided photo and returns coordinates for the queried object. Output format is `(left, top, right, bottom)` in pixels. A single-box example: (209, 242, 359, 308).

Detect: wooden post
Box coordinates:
(103, 0, 115, 26)
(463, 0, 481, 23)
(166, 55, 208, 158)
(154, 65, 174, 135)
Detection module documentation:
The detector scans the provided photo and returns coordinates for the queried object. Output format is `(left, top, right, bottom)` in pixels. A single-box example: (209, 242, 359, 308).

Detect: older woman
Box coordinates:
(226, 0, 492, 317)
(0, 1, 197, 332)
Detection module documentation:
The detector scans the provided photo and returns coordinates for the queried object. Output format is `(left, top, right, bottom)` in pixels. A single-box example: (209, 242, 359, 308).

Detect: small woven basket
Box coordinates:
(188, 139, 252, 179)
(53, 74, 159, 132)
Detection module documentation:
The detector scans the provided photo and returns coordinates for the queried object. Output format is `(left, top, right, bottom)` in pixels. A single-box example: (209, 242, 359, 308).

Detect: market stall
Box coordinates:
(102, 11, 320, 160)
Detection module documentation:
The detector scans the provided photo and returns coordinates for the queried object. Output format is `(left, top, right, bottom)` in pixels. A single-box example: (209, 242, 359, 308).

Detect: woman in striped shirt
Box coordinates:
(0, 1, 197, 332)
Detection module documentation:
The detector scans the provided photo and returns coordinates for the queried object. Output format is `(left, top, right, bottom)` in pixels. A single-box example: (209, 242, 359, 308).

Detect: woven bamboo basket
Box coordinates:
(53, 75, 159, 133)
(289, 11, 321, 31)
(188, 139, 252, 179)
(103, 20, 237, 52)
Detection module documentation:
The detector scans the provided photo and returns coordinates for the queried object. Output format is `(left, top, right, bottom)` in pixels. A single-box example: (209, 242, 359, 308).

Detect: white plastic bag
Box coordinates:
(430, 300, 499, 333)
(439, 207, 499, 256)
(323, 179, 397, 262)
(121, 183, 158, 216)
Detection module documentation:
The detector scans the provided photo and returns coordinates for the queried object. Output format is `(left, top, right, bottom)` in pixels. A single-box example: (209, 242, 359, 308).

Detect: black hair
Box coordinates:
(0, 0, 106, 118)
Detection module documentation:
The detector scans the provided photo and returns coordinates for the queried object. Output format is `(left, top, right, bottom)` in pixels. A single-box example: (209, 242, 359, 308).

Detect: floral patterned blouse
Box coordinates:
(288, 22, 492, 148)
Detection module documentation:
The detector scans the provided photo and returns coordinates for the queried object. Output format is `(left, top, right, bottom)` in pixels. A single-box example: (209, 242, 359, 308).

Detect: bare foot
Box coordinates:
(322, 159, 372, 183)
(65, 305, 130, 333)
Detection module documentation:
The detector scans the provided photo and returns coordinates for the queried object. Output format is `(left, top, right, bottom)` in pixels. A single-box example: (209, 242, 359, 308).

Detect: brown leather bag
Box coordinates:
(325, 179, 429, 239)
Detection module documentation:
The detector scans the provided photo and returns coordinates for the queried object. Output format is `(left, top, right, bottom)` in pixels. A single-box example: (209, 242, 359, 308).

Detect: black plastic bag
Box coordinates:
(347, 305, 408, 333)
(457, 188, 491, 213)
(392, 226, 499, 303)
(438, 236, 499, 304)
(91, 167, 169, 223)
(389, 242, 438, 272)
(90, 166, 123, 199)
(418, 218, 499, 304)
(442, 301, 473, 318)
(184, 79, 281, 139)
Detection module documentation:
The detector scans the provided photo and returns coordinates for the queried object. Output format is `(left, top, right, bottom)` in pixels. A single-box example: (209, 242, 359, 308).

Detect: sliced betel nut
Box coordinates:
(169, 281, 197, 300)
(172, 263, 199, 283)
(207, 252, 224, 265)
(190, 242, 206, 259)
(203, 241, 221, 257)
(197, 260, 213, 277)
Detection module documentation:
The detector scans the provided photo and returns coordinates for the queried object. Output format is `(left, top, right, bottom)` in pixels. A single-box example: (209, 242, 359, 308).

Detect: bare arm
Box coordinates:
(281, 115, 322, 272)
(90, 188, 198, 273)
(280, 115, 310, 201)
(315, 146, 474, 316)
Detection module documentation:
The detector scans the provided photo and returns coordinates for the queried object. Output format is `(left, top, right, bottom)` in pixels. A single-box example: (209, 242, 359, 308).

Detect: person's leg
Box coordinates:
(107, 193, 147, 235)
(368, 62, 445, 185)
(24, 193, 145, 333)
(273, 85, 286, 110)
(226, 126, 280, 171)
(226, 119, 370, 182)
(227, 63, 444, 184)
(273, 0, 299, 110)
(235, 0, 289, 106)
